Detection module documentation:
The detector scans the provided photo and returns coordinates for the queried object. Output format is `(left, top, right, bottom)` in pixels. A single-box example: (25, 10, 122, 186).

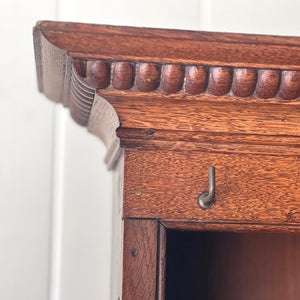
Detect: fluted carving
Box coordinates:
(73, 59, 300, 101)
(70, 65, 95, 126)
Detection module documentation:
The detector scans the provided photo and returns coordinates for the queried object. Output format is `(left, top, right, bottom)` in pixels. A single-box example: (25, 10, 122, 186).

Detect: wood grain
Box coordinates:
(232, 68, 257, 97)
(160, 65, 184, 93)
(161, 220, 300, 233)
(256, 69, 280, 99)
(122, 219, 158, 300)
(185, 66, 207, 95)
(207, 67, 232, 96)
(35, 21, 300, 70)
(157, 223, 166, 300)
(86, 60, 110, 89)
(102, 92, 300, 137)
(123, 150, 300, 224)
(135, 63, 161, 92)
(118, 128, 300, 156)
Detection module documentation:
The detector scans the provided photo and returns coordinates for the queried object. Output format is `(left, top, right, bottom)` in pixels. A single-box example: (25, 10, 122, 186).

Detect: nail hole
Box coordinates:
(131, 248, 138, 257)
(146, 130, 154, 136)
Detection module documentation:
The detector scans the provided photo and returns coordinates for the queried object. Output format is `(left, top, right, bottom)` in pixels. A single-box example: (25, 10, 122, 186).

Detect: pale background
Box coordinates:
(1, 0, 300, 299)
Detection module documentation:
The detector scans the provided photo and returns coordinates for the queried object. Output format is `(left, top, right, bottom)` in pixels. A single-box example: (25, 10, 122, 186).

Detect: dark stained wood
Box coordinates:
(165, 230, 213, 300)
(279, 70, 300, 100)
(73, 59, 87, 78)
(71, 58, 300, 100)
(185, 66, 207, 95)
(165, 231, 300, 300)
(207, 232, 300, 300)
(160, 65, 184, 93)
(207, 67, 232, 96)
(71, 57, 300, 100)
(136, 63, 161, 92)
(161, 220, 300, 233)
(122, 219, 158, 300)
(86, 60, 110, 89)
(112, 62, 134, 90)
(157, 223, 166, 300)
(232, 68, 257, 97)
(123, 150, 300, 224)
(256, 69, 280, 99)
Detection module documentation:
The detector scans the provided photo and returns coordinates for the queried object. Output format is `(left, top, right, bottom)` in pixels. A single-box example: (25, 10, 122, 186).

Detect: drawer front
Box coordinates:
(123, 150, 300, 224)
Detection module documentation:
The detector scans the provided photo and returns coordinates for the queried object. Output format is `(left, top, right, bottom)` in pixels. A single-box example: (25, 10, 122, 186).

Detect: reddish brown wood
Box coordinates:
(112, 62, 134, 90)
(86, 60, 110, 89)
(136, 63, 161, 92)
(185, 66, 207, 95)
(71, 58, 300, 99)
(160, 65, 184, 93)
(207, 67, 232, 96)
(157, 223, 166, 300)
(165, 230, 300, 300)
(118, 128, 300, 156)
(101, 92, 300, 137)
(73, 59, 87, 78)
(123, 150, 300, 224)
(122, 219, 158, 300)
(232, 68, 257, 97)
(35, 21, 300, 69)
(256, 69, 280, 99)
(207, 232, 300, 300)
(161, 220, 300, 233)
(279, 70, 300, 100)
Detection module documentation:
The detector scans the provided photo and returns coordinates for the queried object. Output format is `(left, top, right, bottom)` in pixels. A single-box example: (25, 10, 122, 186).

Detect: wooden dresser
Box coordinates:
(34, 21, 300, 299)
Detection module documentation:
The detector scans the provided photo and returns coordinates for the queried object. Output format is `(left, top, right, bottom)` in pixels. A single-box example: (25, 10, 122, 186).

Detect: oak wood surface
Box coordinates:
(123, 150, 300, 224)
(35, 21, 300, 69)
(118, 128, 300, 156)
(122, 219, 158, 300)
(102, 93, 300, 137)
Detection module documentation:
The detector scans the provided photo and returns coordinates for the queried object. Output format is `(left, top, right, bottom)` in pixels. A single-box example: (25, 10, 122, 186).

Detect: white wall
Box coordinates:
(0, 0, 55, 299)
(1, 1, 299, 300)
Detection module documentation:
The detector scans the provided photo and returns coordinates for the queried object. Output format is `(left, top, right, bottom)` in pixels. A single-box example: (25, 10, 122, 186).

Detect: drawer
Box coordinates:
(123, 150, 300, 224)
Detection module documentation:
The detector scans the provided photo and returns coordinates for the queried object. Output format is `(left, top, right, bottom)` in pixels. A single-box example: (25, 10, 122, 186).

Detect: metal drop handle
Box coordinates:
(198, 166, 215, 209)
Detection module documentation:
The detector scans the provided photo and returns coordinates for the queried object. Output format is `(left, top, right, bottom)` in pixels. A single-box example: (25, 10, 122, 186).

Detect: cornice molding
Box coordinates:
(33, 21, 300, 167)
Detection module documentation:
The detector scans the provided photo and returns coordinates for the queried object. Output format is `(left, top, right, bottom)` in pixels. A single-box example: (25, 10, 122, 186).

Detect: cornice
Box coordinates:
(33, 21, 300, 168)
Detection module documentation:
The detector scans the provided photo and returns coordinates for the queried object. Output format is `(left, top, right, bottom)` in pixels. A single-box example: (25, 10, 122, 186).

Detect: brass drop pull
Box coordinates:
(198, 166, 215, 209)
